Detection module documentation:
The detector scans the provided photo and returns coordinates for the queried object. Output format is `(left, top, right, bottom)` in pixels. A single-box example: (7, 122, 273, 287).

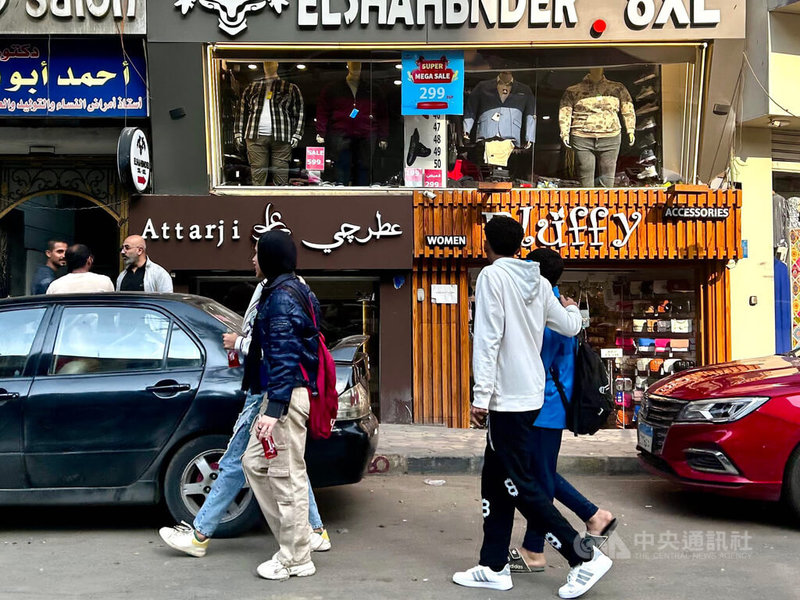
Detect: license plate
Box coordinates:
(638, 421, 654, 453)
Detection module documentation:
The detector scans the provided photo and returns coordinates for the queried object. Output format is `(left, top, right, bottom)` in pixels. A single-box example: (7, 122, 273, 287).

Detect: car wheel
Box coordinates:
(784, 445, 800, 522)
(163, 435, 262, 538)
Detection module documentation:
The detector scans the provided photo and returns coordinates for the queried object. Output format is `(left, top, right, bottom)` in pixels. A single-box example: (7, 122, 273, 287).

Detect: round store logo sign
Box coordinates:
(117, 127, 151, 193)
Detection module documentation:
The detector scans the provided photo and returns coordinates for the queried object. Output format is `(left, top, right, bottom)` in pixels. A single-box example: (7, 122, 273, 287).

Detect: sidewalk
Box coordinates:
(367, 424, 642, 477)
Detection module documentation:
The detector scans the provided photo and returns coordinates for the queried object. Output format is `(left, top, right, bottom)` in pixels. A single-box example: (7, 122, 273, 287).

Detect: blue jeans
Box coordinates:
(194, 393, 324, 537)
(522, 427, 598, 553)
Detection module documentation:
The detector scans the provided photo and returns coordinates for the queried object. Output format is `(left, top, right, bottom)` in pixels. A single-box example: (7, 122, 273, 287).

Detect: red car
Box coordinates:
(637, 355, 800, 518)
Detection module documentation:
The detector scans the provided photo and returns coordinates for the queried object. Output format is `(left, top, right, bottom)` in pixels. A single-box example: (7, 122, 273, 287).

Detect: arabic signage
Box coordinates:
(117, 127, 151, 193)
(155, 0, 743, 43)
(401, 51, 463, 115)
(127, 194, 414, 270)
(0, 0, 145, 35)
(0, 38, 147, 117)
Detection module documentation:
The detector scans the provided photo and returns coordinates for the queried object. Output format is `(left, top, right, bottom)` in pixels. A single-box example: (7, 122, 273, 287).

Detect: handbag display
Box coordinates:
(633, 319, 647, 332)
(670, 339, 690, 352)
(654, 338, 670, 353)
(655, 320, 672, 333)
(637, 337, 655, 352)
(671, 319, 692, 333)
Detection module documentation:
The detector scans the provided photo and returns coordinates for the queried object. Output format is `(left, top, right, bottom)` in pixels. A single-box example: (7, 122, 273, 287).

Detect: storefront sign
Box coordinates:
(484, 206, 642, 249)
(128, 194, 414, 270)
(425, 234, 467, 247)
(0, 38, 147, 117)
(117, 127, 151, 193)
(306, 146, 325, 171)
(663, 206, 730, 220)
(401, 51, 463, 115)
(0, 0, 145, 35)
(430, 284, 458, 304)
(158, 0, 743, 42)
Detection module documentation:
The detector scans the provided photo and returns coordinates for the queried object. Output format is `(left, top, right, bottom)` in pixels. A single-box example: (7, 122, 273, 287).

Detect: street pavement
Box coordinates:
(372, 424, 641, 475)
(2, 473, 798, 600)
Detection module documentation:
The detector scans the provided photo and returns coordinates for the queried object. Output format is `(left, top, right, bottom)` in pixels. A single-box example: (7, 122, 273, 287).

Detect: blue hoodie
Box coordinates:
(534, 286, 578, 429)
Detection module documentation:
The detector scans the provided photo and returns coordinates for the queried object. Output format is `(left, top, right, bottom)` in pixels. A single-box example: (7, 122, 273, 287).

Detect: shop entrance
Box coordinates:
(0, 193, 121, 297)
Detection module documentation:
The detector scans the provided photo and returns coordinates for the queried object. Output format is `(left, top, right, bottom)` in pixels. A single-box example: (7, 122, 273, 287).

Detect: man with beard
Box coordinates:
(116, 234, 173, 292)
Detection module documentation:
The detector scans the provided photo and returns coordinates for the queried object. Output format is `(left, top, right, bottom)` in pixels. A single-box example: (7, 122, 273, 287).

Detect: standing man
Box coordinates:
(117, 235, 173, 292)
(235, 61, 304, 186)
(30, 239, 67, 295)
(508, 248, 616, 574)
(46, 244, 114, 294)
(452, 216, 612, 599)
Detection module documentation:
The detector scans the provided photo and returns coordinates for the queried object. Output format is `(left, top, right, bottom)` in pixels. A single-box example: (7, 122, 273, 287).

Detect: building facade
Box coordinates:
(130, 0, 744, 426)
(0, 1, 147, 296)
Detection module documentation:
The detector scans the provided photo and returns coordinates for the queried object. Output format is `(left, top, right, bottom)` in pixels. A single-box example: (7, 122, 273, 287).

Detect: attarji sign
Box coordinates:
(156, 0, 744, 43)
(0, 0, 145, 35)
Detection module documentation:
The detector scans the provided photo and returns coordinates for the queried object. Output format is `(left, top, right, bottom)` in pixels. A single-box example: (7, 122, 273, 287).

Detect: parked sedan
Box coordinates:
(637, 354, 800, 519)
(0, 293, 378, 536)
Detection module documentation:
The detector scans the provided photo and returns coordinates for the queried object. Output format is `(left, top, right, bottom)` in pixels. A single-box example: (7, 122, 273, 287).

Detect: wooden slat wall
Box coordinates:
(699, 262, 732, 365)
(412, 260, 471, 428)
(414, 187, 742, 261)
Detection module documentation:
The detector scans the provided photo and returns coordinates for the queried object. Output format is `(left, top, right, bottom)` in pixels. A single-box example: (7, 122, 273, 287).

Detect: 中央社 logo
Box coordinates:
(174, 0, 288, 36)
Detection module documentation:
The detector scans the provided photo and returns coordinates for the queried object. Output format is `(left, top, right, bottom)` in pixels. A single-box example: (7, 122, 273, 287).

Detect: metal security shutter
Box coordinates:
(773, 130, 800, 163)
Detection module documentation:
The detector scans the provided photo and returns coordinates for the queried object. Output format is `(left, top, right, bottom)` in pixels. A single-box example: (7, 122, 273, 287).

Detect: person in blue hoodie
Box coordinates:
(507, 248, 616, 574)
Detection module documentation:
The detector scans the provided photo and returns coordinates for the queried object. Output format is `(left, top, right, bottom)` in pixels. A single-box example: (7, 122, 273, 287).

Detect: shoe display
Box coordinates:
(558, 547, 613, 599)
(636, 132, 656, 148)
(638, 149, 656, 164)
(311, 529, 332, 552)
(635, 116, 657, 131)
(633, 70, 657, 85)
(635, 85, 657, 101)
(406, 128, 431, 166)
(158, 522, 209, 558)
(635, 102, 659, 116)
(637, 165, 658, 179)
(452, 564, 513, 591)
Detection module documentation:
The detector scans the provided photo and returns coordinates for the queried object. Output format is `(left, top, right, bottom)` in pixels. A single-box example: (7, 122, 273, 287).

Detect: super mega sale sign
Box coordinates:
(401, 51, 464, 116)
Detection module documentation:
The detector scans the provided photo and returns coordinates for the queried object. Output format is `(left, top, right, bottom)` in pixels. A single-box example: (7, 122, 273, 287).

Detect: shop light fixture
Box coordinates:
(297, 64, 307, 70)
(393, 80, 402, 85)
(542, 115, 551, 120)
(247, 64, 258, 70)
(395, 64, 402, 69)
(769, 118, 790, 128)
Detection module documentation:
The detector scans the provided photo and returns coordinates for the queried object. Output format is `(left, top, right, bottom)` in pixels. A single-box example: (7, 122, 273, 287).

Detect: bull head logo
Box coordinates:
(175, 0, 288, 37)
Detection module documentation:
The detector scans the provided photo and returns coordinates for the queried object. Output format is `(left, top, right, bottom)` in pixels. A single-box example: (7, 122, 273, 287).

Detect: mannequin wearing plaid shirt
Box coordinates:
(235, 62, 305, 186)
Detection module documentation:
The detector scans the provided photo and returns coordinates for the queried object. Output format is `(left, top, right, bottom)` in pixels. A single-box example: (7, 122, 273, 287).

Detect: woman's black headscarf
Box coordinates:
(257, 230, 297, 282)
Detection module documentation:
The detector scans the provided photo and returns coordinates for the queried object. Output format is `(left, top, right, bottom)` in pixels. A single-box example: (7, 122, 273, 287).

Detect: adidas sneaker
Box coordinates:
(558, 547, 613, 599)
(452, 564, 513, 591)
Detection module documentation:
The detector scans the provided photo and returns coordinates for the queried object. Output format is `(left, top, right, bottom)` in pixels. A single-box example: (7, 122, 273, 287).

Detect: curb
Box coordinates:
(367, 454, 643, 477)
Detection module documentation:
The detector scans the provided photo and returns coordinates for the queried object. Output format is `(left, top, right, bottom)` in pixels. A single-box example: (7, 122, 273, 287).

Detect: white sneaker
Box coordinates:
(452, 564, 513, 591)
(158, 522, 209, 558)
(311, 529, 331, 552)
(257, 556, 317, 580)
(558, 548, 612, 599)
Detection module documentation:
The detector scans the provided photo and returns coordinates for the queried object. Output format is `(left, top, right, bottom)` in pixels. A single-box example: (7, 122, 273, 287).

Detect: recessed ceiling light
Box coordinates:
(247, 64, 258, 70)
(393, 80, 402, 86)
(769, 118, 790, 128)
(542, 115, 551, 120)
(296, 64, 307, 70)
(395, 64, 402, 70)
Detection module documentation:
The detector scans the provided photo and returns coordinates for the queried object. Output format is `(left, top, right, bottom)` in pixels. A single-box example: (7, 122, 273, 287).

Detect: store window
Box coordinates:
(468, 265, 698, 429)
(207, 45, 705, 189)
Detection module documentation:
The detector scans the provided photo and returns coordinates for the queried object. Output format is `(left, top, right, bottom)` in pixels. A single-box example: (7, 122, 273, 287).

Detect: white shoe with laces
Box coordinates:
(452, 564, 513, 591)
(558, 547, 612, 599)
(158, 521, 209, 557)
(257, 556, 316, 580)
(311, 529, 331, 552)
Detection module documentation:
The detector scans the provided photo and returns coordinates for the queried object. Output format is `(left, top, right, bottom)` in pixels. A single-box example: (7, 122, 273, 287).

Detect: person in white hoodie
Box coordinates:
(452, 216, 612, 599)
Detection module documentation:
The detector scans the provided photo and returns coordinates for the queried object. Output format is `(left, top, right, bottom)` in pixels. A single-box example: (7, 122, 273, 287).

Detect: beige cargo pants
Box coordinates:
(242, 387, 312, 567)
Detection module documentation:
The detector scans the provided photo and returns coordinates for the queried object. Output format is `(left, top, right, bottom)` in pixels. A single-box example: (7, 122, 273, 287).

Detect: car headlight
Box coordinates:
(336, 385, 371, 420)
(675, 397, 769, 424)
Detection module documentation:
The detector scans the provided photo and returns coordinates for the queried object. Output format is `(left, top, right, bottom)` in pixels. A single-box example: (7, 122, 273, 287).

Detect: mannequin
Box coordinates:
(559, 67, 635, 187)
(463, 71, 535, 153)
(315, 61, 389, 185)
(235, 61, 305, 186)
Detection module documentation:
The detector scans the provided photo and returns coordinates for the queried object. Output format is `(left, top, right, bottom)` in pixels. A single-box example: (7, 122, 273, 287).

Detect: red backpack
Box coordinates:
(284, 285, 338, 440)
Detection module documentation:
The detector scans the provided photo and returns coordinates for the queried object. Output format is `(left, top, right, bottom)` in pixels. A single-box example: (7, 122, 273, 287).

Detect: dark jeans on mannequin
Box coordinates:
(571, 133, 621, 187)
(327, 133, 375, 186)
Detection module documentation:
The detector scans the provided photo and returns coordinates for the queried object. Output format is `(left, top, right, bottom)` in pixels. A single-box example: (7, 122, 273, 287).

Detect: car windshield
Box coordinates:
(194, 298, 243, 334)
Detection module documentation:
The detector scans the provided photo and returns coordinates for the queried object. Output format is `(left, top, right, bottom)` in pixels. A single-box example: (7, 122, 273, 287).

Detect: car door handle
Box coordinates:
(146, 382, 192, 396)
(0, 390, 20, 406)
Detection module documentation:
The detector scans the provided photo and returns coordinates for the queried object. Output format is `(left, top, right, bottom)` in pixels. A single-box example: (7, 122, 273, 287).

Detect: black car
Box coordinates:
(0, 293, 378, 536)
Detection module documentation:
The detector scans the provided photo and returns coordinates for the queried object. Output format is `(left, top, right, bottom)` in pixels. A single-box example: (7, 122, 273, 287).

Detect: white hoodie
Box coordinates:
(472, 257, 582, 412)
